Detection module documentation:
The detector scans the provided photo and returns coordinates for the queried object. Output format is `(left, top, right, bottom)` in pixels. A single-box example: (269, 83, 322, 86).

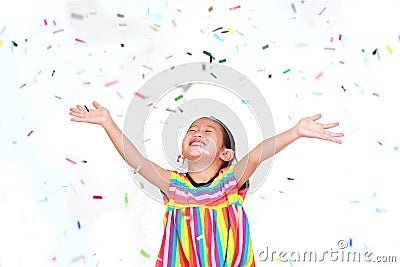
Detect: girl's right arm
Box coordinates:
(69, 101, 170, 195)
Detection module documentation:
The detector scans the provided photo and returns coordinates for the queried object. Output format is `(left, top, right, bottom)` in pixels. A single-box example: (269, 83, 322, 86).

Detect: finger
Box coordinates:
(76, 105, 86, 112)
(311, 114, 322, 121)
(70, 107, 80, 113)
(324, 131, 344, 137)
(323, 122, 339, 129)
(330, 138, 342, 144)
(69, 111, 82, 117)
(92, 101, 103, 109)
(71, 117, 89, 122)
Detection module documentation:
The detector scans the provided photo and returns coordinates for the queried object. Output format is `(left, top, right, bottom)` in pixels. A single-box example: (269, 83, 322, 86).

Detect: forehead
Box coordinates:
(189, 118, 222, 130)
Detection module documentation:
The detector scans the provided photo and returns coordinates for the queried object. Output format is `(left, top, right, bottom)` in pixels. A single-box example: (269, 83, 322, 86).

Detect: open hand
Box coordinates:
(296, 114, 344, 144)
(69, 101, 111, 126)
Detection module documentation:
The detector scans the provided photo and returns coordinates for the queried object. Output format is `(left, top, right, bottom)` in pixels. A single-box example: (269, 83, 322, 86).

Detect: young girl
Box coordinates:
(70, 101, 343, 266)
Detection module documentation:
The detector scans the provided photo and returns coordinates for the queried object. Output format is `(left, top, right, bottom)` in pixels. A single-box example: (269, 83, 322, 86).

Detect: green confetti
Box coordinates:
(203, 50, 211, 57)
(171, 66, 175, 70)
(202, 63, 206, 71)
(210, 72, 217, 79)
(166, 107, 176, 112)
(140, 249, 150, 258)
(174, 94, 183, 101)
(139, 182, 144, 189)
(124, 192, 128, 204)
(154, 24, 161, 28)
(219, 59, 226, 63)
(178, 107, 183, 113)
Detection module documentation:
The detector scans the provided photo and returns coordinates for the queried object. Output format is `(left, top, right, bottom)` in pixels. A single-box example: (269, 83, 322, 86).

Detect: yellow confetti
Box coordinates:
(275, 257, 281, 262)
(227, 27, 232, 32)
(0, 40, 3, 47)
(386, 45, 393, 54)
(80, 179, 85, 185)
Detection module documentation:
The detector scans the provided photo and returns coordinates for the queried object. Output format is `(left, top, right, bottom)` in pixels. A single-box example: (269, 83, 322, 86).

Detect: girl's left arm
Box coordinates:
(234, 114, 344, 189)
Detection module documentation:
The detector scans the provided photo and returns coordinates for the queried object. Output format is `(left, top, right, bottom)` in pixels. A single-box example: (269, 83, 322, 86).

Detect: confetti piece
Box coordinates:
(171, 66, 175, 70)
(375, 207, 387, 213)
(66, 157, 77, 164)
(289, 257, 294, 267)
(0, 40, 3, 47)
(212, 27, 222, 32)
(71, 13, 84, 20)
(0, 25, 6, 35)
(349, 238, 352, 247)
(377, 141, 382, 146)
(77, 221, 81, 230)
(287, 177, 294, 180)
(318, 7, 326, 15)
(142, 65, 154, 71)
(210, 72, 217, 79)
(208, 6, 213, 12)
(178, 107, 183, 113)
(203, 50, 212, 57)
(166, 107, 176, 112)
(372, 48, 378, 55)
(80, 179, 85, 185)
(27, 130, 34, 137)
(53, 20, 56, 26)
(242, 99, 249, 104)
(134, 92, 146, 99)
(330, 37, 333, 43)
(20, 83, 26, 89)
(339, 34, 342, 41)
(105, 80, 119, 87)
(219, 59, 226, 63)
(283, 69, 291, 74)
(372, 92, 380, 97)
(75, 38, 86, 43)
(139, 182, 145, 189)
(11, 41, 17, 47)
(279, 190, 284, 193)
(341, 86, 346, 92)
(53, 29, 64, 34)
(93, 195, 103, 199)
(186, 52, 192, 56)
(117, 91, 123, 99)
(291, 3, 296, 13)
(117, 13, 124, 18)
(221, 30, 229, 33)
(315, 71, 324, 79)
(324, 47, 335, 50)
(229, 5, 241, 10)
(213, 33, 224, 42)
(52, 70, 55, 76)
(311, 91, 322, 96)
(262, 44, 269, 50)
(268, 74, 272, 78)
(140, 249, 150, 258)
(125, 193, 128, 205)
(44, 19, 48, 26)
(386, 45, 393, 54)
(172, 19, 176, 27)
(174, 94, 183, 101)
(121, 43, 124, 47)
(196, 234, 204, 240)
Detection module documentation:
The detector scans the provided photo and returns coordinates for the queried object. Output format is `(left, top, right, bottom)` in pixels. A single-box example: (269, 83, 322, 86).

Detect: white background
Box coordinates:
(1, 0, 400, 266)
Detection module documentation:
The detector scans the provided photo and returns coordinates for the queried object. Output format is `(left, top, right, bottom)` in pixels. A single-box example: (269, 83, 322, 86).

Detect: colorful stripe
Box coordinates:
(155, 165, 255, 266)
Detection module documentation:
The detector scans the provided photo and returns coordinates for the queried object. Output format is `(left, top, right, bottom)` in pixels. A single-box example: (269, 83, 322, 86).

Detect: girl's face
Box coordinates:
(181, 118, 226, 164)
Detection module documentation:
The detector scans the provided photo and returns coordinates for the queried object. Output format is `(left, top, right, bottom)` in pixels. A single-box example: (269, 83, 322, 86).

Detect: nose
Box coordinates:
(194, 131, 202, 137)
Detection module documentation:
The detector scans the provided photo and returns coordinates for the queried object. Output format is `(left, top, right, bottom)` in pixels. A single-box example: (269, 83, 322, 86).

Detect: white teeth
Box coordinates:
(190, 141, 204, 146)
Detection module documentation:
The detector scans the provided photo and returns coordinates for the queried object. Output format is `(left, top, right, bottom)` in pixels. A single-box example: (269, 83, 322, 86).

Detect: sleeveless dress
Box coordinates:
(155, 164, 255, 267)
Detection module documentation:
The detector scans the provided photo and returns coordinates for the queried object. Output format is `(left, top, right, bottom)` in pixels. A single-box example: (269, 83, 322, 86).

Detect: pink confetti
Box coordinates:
(134, 92, 146, 99)
(104, 80, 119, 87)
(66, 157, 77, 164)
(117, 91, 123, 99)
(27, 130, 34, 137)
(372, 92, 380, 97)
(339, 34, 342, 40)
(229, 5, 241, 10)
(74, 38, 86, 43)
(330, 37, 333, 42)
(44, 19, 48, 26)
(377, 141, 382, 146)
(53, 20, 56, 26)
(315, 71, 324, 79)
(83, 81, 90, 85)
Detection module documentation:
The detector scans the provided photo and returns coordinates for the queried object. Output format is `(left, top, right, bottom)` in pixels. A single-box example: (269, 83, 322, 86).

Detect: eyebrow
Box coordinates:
(189, 124, 217, 130)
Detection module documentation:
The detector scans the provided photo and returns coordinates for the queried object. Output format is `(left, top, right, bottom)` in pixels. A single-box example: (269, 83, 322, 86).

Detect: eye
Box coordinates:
(188, 129, 195, 132)
(205, 130, 212, 133)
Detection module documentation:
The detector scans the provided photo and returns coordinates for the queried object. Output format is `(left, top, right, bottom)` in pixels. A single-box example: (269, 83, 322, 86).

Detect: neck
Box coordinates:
(187, 160, 222, 183)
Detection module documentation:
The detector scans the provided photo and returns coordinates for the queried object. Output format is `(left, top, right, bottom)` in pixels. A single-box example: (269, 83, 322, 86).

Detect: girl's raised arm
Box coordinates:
(234, 114, 344, 189)
(69, 101, 170, 195)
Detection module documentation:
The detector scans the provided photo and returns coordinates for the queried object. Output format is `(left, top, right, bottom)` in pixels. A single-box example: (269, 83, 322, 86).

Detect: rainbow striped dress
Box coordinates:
(155, 165, 255, 267)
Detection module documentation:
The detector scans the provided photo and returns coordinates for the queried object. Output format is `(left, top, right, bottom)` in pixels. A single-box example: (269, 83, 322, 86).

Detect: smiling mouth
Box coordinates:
(189, 141, 206, 146)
